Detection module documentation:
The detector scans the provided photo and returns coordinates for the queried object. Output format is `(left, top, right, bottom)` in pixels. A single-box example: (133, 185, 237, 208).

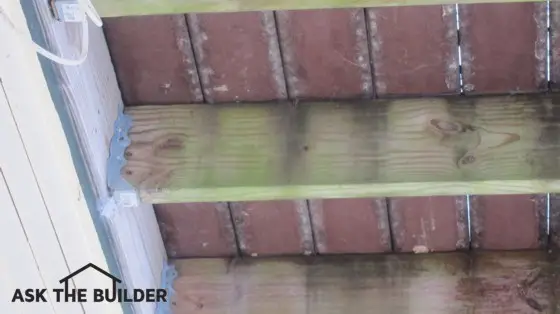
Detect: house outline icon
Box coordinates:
(59, 263, 122, 292)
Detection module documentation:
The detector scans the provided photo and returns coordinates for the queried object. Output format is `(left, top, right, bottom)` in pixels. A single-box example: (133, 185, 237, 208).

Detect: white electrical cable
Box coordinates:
(33, 14, 89, 66)
(1, 0, 102, 66)
(83, 0, 103, 27)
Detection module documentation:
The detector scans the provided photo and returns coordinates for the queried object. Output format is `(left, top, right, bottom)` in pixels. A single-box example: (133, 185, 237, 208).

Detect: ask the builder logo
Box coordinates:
(11, 263, 168, 303)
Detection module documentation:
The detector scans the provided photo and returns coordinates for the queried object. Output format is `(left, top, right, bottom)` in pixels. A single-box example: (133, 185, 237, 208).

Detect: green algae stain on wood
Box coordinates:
(213, 105, 287, 187)
(172, 252, 560, 313)
(121, 96, 560, 203)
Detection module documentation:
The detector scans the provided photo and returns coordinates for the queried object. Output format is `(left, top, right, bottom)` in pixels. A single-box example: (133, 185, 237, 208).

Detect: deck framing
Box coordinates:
(94, 0, 544, 17)
(171, 251, 560, 313)
(0, 1, 166, 313)
(120, 96, 560, 203)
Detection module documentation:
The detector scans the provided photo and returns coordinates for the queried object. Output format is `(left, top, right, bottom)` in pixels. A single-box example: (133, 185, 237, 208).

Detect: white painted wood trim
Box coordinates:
(101, 201, 168, 314)
(1, 1, 166, 313)
(29, 1, 168, 314)
(1, 1, 121, 313)
(0, 99, 58, 314)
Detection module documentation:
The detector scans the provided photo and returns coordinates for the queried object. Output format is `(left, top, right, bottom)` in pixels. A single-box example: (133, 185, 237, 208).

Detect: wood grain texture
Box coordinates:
(276, 9, 372, 99)
(550, 194, 560, 248)
(550, 2, 560, 90)
(0, 169, 55, 314)
(470, 194, 547, 250)
(389, 196, 468, 252)
(0, 44, 78, 314)
(187, 12, 286, 103)
(34, 5, 122, 200)
(122, 96, 560, 203)
(104, 15, 203, 105)
(366, 6, 463, 255)
(459, 4, 547, 252)
(103, 202, 166, 314)
(459, 3, 547, 94)
(367, 5, 459, 96)
(154, 203, 237, 258)
(171, 252, 560, 313)
(230, 201, 314, 256)
(1, 2, 122, 313)
(275, 9, 379, 254)
(93, 0, 547, 17)
(32, 3, 166, 314)
(309, 198, 391, 254)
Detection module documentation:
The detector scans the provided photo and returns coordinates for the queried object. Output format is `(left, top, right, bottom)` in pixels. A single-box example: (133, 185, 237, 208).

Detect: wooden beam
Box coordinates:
(121, 96, 560, 203)
(94, 0, 543, 17)
(171, 251, 560, 313)
(27, 2, 167, 314)
(1, 1, 122, 313)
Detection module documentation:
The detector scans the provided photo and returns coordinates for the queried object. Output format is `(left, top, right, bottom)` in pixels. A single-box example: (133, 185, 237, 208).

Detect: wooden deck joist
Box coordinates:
(121, 95, 560, 203)
(171, 251, 560, 313)
(95, 0, 543, 17)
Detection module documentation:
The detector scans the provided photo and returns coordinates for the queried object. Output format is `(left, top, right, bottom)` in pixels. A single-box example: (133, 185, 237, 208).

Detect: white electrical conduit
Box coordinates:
(1, 0, 102, 66)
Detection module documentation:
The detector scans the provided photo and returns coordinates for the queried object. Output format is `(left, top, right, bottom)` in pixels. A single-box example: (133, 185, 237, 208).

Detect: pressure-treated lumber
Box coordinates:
(171, 252, 560, 313)
(94, 0, 542, 17)
(123, 96, 560, 203)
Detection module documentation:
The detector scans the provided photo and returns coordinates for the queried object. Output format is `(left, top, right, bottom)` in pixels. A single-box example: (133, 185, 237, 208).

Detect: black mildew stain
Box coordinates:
(283, 102, 308, 185)
(536, 96, 560, 179)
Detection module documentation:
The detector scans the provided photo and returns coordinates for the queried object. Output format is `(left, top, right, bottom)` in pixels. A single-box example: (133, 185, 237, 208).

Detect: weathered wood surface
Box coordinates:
(1, 1, 124, 313)
(122, 96, 560, 203)
(550, 194, 560, 248)
(470, 194, 547, 250)
(187, 12, 286, 103)
(550, 2, 560, 91)
(155, 202, 238, 258)
(458, 4, 548, 252)
(365, 6, 465, 254)
(389, 196, 469, 252)
(103, 15, 203, 105)
(93, 0, 544, 17)
(171, 251, 560, 313)
(459, 3, 547, 94)
(230, 201, 314, 256)
(275, 9, 387, 255)
(276, 9, 373, 99)
(309, 198, 392, 253)
(368, 5, 459, 96)
(31, 2, 167, 314)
